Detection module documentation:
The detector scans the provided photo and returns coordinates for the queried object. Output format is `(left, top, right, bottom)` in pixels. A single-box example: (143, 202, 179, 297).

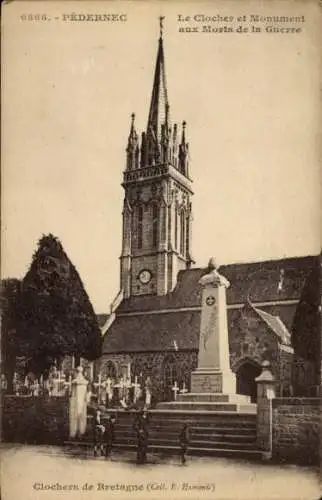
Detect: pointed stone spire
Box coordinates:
(147, 16, 169, 147)
(179, 121, 189, 176)
(126, 113, 139, 170)
(123, 16, 192, 179)
(160, 102, 170, 162)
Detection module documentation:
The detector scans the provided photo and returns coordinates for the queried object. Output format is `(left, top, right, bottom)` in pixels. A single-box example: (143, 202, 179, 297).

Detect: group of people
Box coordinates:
(92, 408, 190, 465)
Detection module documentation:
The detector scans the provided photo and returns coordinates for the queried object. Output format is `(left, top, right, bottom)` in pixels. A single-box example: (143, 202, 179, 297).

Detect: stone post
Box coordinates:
(69, 366, 89, 439)
(191, 259, 236, 394)
(255, 360, 276, 460)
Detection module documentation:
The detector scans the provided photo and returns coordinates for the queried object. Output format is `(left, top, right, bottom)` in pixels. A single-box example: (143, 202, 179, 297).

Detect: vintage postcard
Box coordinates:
(1, 1, 321, 499)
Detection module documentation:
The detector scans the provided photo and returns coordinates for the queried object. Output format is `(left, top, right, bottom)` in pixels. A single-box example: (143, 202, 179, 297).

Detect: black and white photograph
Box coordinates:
(1, 1, 321, 499)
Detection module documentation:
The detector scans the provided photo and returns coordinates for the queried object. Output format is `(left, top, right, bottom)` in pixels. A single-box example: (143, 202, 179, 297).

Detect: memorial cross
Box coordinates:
(13, 372, 19, 395)
(180, 381, 188, 394)
(31, 379, 40, 396)
(105, 377, 113, 402)
(132, 376, 141, 403)
(54, 371, 67, 395)
(172, 381, 179, 400)
(64, 374, 73, 395)
(93, 373, 105, 404)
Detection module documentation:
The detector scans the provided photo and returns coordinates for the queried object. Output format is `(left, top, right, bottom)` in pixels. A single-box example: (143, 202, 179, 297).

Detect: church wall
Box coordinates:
(97, 351, 198, 403)
(95, 354, 132, 379)
(229, 309, 280, 380)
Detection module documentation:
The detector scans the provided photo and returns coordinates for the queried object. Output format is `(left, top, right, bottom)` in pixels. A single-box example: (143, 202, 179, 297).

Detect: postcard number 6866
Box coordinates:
(20, 14, 49, 22)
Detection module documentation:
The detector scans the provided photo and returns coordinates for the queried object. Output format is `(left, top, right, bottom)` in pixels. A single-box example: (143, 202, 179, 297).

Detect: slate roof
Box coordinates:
(117, 255, 317, 313)
(103, 310, 200, 353)
(102, 254, 319, 354)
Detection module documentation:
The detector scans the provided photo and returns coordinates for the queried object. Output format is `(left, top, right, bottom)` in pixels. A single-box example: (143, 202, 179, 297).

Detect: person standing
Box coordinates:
(92, 409, 105, 457)
(133, 410, 149, 464)
(104, 415, 115, 458)
(179, 422, 190, 465)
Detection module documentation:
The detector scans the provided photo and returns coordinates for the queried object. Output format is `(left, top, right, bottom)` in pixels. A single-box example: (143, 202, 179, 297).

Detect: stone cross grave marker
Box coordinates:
(180, 382, 188, 394)
(172, 381, 179, 400)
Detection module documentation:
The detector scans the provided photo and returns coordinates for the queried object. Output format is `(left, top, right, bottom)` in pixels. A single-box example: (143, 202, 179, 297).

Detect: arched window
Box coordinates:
(152, 204, 159, 248)
(180, 211, 185, 255)
(161, 355, 178, 401)
(174, 209, 178, 250)
(185, 214, 190, 256)
(167, 208, 171, 247)
(137, 205, 143, 249)
(104, 360, 117, 379)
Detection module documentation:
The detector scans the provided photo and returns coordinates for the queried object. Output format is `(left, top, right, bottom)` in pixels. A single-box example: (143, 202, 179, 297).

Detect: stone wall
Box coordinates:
(229, 303, 280, 382)
(2, 396, 69, 445)
(272, 398, 320, 464)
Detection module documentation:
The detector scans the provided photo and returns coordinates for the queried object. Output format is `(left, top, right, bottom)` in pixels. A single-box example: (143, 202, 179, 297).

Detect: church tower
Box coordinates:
(120, 18, 194, 299)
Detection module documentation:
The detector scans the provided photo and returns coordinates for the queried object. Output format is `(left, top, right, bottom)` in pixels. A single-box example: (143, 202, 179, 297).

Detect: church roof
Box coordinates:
(103, 310, 200, 353)
(117, 255, 317, 313)
(102, 254, 318, 354)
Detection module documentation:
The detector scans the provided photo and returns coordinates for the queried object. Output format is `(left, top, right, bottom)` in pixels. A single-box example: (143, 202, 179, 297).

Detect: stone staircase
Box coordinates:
(66, 409, 262, 460)
(157, 392, 257, 413)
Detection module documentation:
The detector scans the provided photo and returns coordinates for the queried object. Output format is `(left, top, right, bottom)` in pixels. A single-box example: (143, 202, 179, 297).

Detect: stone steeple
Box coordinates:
(125, 17, 190, 176)
(121, 18, 194, 299)
(147, 17, 169, 146)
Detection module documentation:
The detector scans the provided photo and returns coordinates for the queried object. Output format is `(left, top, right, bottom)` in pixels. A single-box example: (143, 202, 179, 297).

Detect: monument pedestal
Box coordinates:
(191, 368, 236, 395)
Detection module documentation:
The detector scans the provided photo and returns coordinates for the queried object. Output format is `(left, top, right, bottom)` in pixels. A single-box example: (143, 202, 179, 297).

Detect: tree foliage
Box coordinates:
(1, 278, 24, 388)
(20, 234, 102, 375)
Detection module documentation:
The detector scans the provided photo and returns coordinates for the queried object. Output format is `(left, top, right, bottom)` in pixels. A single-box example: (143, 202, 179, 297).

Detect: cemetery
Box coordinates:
(2, 262, 320, 466)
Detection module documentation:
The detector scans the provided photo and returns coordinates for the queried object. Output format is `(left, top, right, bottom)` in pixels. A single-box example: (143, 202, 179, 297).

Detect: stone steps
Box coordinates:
(157, 401, 257, 412)
(114, 436, 257, 450)
(82, 409, 260, 460)
(109, 411, 257, 421)
(65, 441, 263, 460)
(190, 426, 256, 433)
(103, 426, 257, 436)
(114, 428, 256, 439)
(176, 393, 251, 403)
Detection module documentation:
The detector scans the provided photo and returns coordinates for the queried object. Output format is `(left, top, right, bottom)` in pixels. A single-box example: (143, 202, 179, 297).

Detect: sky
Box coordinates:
(2, 1, 321, 313)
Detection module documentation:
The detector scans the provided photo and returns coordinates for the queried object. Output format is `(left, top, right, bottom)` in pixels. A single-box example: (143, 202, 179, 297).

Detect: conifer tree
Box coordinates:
(1, 278, 23, 392)
(20, 234, 102, 375)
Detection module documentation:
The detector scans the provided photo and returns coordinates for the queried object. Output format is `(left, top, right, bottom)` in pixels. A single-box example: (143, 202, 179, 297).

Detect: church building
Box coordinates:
(98, 23, 321, 403)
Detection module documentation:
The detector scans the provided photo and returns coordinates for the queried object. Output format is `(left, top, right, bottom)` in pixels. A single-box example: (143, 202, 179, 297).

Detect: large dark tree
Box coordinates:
(20, 234, 102, 376)
(1, 278, 24, 392)
(292, 260, 321, 385)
